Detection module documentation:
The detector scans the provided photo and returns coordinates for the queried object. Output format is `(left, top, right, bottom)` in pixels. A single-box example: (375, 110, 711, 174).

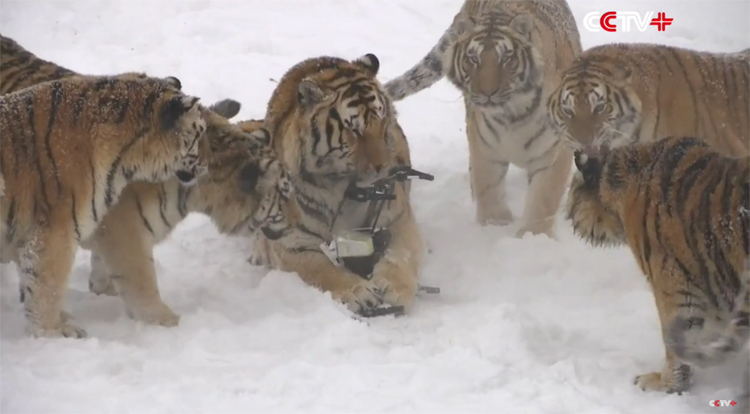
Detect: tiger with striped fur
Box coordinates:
(0, 75, 208, 338)
(245, 53, 425, 315)
(548, 43, 750, 157)
(667, 261, 749, 413)
(566, 136, 749, 393)
(0, 35, 300, 327)
(0, 34, 240, 117)
(83, 112, 299, 327)
(384, 0, 582, 238)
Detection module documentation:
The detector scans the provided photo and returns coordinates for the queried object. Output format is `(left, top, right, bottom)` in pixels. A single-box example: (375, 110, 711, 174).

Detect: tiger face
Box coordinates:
(294, 54, 391, 181)
(217, 122, 298, 241)
(245, 153, 297, 241)
(548, 66, 643, 152)
(450, 12, 542, 109)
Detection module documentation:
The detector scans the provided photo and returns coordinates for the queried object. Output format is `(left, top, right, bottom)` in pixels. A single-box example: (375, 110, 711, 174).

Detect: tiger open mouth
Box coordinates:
(175, 169, 197, 185)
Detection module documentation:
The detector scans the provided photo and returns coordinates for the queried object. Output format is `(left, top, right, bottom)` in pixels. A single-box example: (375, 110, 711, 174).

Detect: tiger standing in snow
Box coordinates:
(384, 0, 582, 239)
(667, 261, 749, 413)
(0, 75, 208, 338)
(0, 34, 301, 328)
(566, 136, 749, 394)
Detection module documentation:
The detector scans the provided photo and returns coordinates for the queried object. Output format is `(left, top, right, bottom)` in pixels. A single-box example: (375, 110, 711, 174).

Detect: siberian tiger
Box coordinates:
(244, 54, 425, 316)
(383, 0, 582, 238)
(565, 136, 750, 393)
(0, 33, 290, 327)
(667, 261, 749, 413)
(548, 43, 750, 157)
(0, 34, 240, 118)
(0, 75, 208, 338)
(84, 111, 299, 327)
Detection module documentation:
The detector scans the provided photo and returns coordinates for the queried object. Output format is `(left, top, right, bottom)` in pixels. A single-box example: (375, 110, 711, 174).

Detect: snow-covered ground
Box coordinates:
(1, 1, 749, 412)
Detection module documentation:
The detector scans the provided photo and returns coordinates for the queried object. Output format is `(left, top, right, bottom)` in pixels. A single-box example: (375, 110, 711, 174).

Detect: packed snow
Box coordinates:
(1, 1, 749, 413)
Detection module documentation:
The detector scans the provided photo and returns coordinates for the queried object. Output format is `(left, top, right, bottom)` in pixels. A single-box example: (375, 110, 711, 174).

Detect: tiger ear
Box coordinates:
(508, 13, 535, 40)
(297, 79, 327, 108)
(207, 98, 242, 119)
(452, 13, 476, 35)
(163, 76, 182, 90)
(355, 53, 380, 77)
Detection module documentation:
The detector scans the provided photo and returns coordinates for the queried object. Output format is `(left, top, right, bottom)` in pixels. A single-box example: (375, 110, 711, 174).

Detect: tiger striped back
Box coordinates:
(548, 43, 750, 156)
(1, 34, 77, 94)
(0, 34, 241, 117)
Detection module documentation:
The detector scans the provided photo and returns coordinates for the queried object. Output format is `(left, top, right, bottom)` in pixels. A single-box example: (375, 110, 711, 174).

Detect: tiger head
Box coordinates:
(145, 77, 209, 187)
(288, 53, 394, 182)
(199, 112, 299, 241)
(565, 146, 626, 248)
(548, 57, 643, 152)
(449, 10, 543, 111)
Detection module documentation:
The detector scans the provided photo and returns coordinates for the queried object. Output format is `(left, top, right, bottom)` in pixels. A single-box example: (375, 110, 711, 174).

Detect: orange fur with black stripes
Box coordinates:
(0, 34, 240, 118)
(566, 136, 749, 393)
(667, 260, 749, 413)
(384, 0, 582, 238)
(84, 113, 299, 327)
(245, 54, 425, 316)
(0, 75, 208, 338)
(548, 43, 750, 157)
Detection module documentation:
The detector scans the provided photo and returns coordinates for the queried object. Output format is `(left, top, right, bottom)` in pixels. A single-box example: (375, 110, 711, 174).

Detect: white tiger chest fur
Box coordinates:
(470, 101, 560, 170)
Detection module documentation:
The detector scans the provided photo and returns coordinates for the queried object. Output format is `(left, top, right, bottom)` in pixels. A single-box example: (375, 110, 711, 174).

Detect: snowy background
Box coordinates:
(1, 0, 749, 413)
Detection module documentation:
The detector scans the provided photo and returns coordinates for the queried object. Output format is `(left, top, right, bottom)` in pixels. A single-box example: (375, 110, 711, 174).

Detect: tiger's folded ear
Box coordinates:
(160, 94, 200, 131)
(452, 13, 476, 36)
(574, 149, 603, 187)
(207, 98, 242, 119)
(354, 53, 380, 77)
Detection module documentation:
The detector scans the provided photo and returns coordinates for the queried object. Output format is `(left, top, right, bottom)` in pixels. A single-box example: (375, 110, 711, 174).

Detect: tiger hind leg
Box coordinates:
(88, 251, 117, 296)
(635, 263, 693, 393)
(19, 223, 86, 338)
(94, 239, 180, 327)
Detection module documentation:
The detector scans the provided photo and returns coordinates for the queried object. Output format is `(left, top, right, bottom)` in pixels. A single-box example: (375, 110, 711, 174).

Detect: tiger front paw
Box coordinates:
(634, 364, 691, 394)
(125, 300, 181, 328)
(28, 321, 87, 339)
(515, 220, 556, 240)
(331, 278, 385, 316)
(476, 203, 514, 227)
(89, 273, 118, 297)
(370, 268, 418, 311)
